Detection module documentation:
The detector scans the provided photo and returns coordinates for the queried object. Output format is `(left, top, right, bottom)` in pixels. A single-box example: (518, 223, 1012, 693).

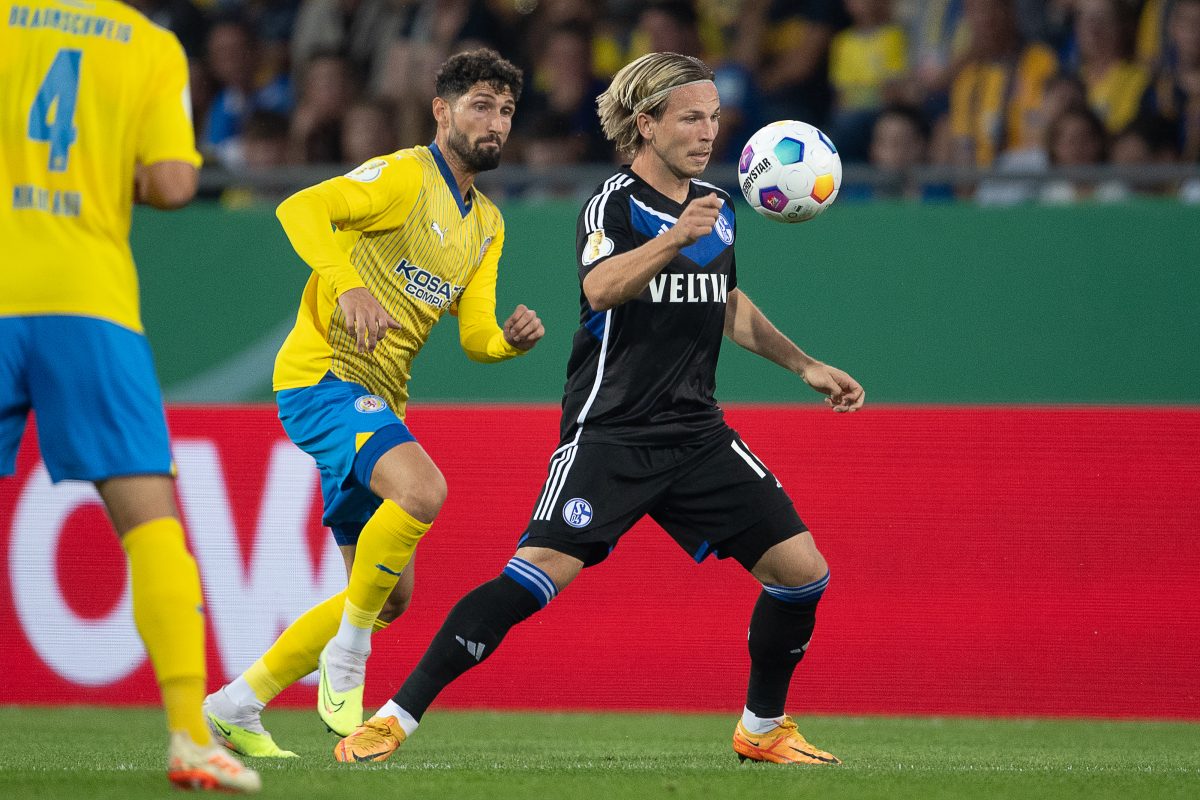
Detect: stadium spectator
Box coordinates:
(289, 52, 359, 163)
(341, 99, 400, 166)
(900, 0, 968, 116)
(243, 110, 294, 169)
(1, 0, 259, 790)
(1071, 0, 1151, 133)
(241, 0, 301, 85)
(631, 0, 705, 57)
(1109, 112, 1183, 194)
(947, 0, 1060, 167)
(738, 0, 851, 131)
(1039, 102, 1128, 202)
(109, 0, 1200, 186)
(290, 0, 400, 88)
(862, 104, 953, 199)
(202, 16, 293, 168)
(201, 49, 543, 757)
(1140, 0, 1200, 162)
(516, 21, 610, 163)
(1134, 0, 1179, 67)
(334, 49, 864, 770)
(219, 111, 295, 208)
(973, 73, 1090, 205)
(827, 0, 910, 162)
(519, 111, 591, 198)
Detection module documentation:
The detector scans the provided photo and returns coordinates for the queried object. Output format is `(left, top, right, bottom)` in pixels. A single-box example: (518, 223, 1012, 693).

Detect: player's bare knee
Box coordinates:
(514, 546, 583, 591)
(393, 471, 447, 523)
(751, 533, 828, 587)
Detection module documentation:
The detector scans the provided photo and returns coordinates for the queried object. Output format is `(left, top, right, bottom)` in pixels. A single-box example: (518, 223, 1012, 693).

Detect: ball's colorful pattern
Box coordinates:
(737, 120, 842, 223)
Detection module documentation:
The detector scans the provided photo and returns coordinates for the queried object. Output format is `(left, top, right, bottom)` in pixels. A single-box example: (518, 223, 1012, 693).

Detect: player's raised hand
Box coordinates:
(338, 287, 402, 353)
(673, 193, 723, 246)
(503, 304, 544, 351)
(800, 362, 865, 413)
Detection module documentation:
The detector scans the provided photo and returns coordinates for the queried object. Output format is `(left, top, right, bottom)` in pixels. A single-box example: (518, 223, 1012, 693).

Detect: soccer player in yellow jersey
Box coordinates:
(202, 48, 544, 756)
(0, 0, 260, 792)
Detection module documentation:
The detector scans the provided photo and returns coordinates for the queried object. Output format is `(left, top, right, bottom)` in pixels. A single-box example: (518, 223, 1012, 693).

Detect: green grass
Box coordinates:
(2, 708, 1197, 799)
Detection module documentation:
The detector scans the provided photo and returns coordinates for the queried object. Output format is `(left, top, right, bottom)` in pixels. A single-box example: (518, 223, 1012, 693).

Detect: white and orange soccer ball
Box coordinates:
(737, 120, 842, 223)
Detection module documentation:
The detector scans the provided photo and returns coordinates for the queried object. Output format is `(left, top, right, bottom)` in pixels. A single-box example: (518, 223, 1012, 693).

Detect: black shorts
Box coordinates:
(520, 427, 807, 570)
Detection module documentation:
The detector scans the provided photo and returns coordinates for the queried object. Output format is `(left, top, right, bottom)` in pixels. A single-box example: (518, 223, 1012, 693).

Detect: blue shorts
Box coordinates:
(276, 375, 416, 545)
(0, 316, 173, 483)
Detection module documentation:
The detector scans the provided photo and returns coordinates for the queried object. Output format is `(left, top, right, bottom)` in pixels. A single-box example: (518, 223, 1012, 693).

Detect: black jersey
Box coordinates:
(559, 168, 738, 446)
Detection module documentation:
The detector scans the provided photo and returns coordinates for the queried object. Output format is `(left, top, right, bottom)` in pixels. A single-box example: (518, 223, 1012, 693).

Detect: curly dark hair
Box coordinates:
(434, 48, 523, 103)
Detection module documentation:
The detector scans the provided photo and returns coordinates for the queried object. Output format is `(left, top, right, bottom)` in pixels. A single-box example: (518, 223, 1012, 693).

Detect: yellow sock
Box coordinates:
(344, 501, 429, 629)
(122, 518, 210, 745)
(244, 594, 398, 704)
(247, 591, 345, 703)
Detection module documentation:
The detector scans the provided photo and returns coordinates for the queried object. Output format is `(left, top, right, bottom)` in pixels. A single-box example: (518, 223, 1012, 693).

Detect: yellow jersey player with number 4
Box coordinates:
(0, 0, 260, 792)
(202, 48, 545, 758)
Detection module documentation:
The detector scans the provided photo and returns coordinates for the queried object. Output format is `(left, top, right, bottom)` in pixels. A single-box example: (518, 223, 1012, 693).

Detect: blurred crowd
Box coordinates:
(142, 0, 1200, 203)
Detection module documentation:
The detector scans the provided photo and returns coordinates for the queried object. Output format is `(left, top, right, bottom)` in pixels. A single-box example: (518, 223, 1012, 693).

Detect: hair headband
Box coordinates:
(632, 79, 714, 113)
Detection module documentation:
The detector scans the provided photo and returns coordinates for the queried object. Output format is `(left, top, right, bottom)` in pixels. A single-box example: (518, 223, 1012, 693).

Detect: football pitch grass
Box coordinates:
(2, 708, 1197, 800)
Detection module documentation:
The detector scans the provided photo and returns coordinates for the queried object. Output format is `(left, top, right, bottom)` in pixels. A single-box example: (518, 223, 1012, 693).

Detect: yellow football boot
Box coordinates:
(204, 712, 297, 759)
(317, 641, 367, 736)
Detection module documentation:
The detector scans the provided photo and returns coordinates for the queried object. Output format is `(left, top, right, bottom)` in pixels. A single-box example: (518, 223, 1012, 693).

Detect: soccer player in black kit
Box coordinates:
(335, 51, 865, 766)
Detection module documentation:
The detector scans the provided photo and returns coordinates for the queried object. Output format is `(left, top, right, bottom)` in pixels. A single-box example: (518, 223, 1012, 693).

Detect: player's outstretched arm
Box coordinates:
(724, 288, 864, 412)
(582, 194, 723, 311)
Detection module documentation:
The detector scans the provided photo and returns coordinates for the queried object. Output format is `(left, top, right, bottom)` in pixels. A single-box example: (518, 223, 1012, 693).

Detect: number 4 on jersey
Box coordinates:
(29, 49, 82, 173)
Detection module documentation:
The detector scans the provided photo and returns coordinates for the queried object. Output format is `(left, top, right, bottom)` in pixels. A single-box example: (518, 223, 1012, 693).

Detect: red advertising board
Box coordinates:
(1, 405, 1198, 719)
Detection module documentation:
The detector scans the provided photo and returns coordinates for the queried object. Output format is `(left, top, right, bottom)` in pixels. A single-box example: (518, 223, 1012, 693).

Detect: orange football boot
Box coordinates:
(732, 717, 841, 765)
(334, 716, 407, 763)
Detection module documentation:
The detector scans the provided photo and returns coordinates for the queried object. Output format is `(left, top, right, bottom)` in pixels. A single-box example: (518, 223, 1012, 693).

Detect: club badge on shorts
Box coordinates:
(562, 498, 593, 528)
(354, 395, 388, 413)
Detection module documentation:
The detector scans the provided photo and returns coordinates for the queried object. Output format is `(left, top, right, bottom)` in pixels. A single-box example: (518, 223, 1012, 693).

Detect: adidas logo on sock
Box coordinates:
(455, 636, 486, 661)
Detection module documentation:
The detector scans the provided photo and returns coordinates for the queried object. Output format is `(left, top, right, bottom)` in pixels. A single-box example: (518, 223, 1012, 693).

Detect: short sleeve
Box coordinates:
(136, 32, 202, 167)
(577, 185, 635, 280)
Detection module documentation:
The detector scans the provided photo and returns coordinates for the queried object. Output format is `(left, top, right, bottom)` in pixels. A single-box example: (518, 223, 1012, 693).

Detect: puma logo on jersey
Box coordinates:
(430, 220, 446, 244)
(647, 273, 728, 303)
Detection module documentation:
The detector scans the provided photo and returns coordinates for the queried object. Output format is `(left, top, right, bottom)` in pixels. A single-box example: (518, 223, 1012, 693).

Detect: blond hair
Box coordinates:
(597, 52, 715, 156)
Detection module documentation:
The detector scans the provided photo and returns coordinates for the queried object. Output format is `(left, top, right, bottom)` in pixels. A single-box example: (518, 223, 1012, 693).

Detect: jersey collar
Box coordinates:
(429, 141, 473, 218)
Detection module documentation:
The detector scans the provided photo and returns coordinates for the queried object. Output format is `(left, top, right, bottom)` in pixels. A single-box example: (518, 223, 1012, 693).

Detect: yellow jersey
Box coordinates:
(949, 44, 1059, 166)
(0, 0, 201, 332)
(828, 25, 909, 112)
(273, 144, 524, 418)
(1086, 60, 1151, 134)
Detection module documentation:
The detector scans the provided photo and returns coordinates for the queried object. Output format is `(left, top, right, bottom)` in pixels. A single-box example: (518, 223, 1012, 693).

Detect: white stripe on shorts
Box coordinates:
(730, 439, 766, 478)
(533, 430, 582, 520)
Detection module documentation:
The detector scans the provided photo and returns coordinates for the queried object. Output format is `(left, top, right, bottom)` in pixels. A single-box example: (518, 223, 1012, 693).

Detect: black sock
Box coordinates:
(394, 574, 542, 720)
(745, 591, 819, 718)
